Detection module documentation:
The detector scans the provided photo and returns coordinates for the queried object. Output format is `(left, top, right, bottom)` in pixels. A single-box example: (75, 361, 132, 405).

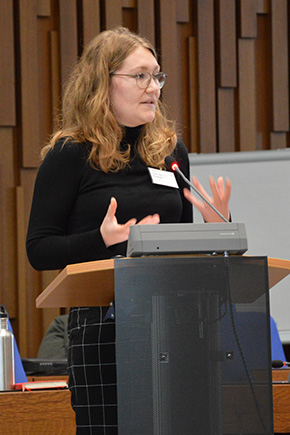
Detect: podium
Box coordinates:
(36, 256, 290, 434)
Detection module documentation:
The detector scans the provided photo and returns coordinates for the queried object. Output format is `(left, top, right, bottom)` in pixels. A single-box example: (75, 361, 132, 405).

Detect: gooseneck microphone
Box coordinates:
(164, 156, 229, 223)
(272, 360, 290, 368)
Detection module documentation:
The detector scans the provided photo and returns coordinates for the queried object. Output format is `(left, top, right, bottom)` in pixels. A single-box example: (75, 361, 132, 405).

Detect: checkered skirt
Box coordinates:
(67, 306, 117, 434)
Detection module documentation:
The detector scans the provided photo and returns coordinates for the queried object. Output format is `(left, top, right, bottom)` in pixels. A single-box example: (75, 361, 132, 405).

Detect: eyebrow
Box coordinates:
(129, 65, 160, 73)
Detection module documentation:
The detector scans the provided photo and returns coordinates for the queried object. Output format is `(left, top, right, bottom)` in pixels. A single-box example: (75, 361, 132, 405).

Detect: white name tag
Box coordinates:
(148, 167, 179, 189)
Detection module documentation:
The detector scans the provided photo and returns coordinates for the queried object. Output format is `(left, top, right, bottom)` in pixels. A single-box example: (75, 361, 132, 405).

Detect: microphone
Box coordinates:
(165, 156, 229, 223)
(272, 360, 290, 368)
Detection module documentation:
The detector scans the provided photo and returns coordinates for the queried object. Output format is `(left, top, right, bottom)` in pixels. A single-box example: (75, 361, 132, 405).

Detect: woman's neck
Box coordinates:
(123, 125, 144, 145)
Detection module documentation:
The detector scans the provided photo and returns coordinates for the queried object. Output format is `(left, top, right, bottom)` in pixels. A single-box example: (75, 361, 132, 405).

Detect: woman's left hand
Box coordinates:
(183, 176, 231, 222)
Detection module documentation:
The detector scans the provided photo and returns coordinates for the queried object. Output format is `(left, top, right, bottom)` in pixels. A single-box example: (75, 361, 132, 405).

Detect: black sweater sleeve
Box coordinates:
(26, 143, 112, 271)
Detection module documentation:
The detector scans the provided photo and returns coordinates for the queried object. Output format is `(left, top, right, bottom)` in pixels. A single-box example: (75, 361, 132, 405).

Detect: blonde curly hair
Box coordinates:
(42, 27, 177, 172)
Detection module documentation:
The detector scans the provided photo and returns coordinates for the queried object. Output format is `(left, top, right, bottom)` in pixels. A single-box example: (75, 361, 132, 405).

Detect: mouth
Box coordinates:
(141, 100, 156, 106)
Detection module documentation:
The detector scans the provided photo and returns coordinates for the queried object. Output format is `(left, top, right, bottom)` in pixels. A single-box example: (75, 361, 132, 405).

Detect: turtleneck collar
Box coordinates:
(123, 124, 144, 146)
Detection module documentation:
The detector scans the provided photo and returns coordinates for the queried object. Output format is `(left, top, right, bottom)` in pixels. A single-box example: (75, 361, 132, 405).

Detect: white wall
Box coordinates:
(189, 149, 290, 343)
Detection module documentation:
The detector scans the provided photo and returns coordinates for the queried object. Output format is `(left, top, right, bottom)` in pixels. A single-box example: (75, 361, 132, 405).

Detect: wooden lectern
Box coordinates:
(36, 256, 290, 309)
(36, 256, 290, 435)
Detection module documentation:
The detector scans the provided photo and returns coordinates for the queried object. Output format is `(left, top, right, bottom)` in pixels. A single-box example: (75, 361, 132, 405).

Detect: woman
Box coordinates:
(26, 27, 230, 434)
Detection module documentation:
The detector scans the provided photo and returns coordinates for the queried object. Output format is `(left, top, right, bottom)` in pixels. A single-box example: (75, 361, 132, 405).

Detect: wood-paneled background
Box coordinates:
(0, 0, 289, 357)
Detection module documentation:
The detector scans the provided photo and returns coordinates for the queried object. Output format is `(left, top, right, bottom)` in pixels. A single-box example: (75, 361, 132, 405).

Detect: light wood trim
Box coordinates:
(267, 257, 290, 289)
(36, 259, 115, 308)
(36, 256, 290, 309)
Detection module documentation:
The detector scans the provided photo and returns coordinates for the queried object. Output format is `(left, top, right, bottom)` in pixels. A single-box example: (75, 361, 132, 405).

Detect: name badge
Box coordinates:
(148, 167, 179, 189)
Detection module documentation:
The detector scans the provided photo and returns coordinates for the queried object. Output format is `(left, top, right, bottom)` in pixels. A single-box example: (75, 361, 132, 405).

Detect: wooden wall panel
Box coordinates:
(176, 0, 190, 23)
(240, 0, 259, 37)
(271, 132, 287, 149)
(37, 0, 51, 17)
(217, 89, 236, 152)
(37, 11, 56, 153)
(218, 0, 237, 88)
(197, 0, 217, 153)
(188, 37, 198, 153)
(16, 186, 27, 355)
(0, 0, 290, 357)
(105, 0, 122, 29)
(122, 0, 136, 7)
(257, 0, 270, 13)
(20, 168, 43, 357)
(177, 19, 194, 148)
(82, 0, 100, 45)
(19, 0, 41, 167)
(137, 0, 155, 44)
(41, 271, 61, 338)
(122, 2, 137, 31)
(240, 0, 269, 38)
(255, 13, 272, 150)
(59, 0, 78, 86)
(0, 0, 15, 127)
(217, 0, 236, 153)
(159, 0, 179, 122)
(271, 0, 289, 134)
(50, 31, 61, 123)
(0, 128, 17, 318)
(238, 38, 257, 151)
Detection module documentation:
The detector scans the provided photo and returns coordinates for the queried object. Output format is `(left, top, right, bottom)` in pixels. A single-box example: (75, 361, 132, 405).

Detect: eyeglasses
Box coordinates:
(110, 71, 167, 89)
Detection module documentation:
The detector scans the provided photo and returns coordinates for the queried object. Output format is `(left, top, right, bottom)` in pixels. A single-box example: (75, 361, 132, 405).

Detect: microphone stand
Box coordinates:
(173, 166, 229, 223)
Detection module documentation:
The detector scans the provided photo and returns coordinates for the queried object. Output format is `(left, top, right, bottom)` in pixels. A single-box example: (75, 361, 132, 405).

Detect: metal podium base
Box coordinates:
(115, 256, 273, 435)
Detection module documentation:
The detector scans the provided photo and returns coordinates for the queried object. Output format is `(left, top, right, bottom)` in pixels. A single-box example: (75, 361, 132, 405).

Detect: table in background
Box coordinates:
(273, 368, 290, 434)
(0, 379, 75, 435)
(0, 372, 289, 434)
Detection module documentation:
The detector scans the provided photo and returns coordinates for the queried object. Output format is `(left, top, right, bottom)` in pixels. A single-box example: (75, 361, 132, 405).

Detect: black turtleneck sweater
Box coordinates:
(26, 127, 193, 271)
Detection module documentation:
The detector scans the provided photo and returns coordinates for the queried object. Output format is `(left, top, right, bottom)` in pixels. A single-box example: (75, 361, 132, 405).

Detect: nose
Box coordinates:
(146, 76, 160, 95)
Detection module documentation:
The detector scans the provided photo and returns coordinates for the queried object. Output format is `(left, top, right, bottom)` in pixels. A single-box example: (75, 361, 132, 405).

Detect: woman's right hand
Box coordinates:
(100, 197, 160, 248)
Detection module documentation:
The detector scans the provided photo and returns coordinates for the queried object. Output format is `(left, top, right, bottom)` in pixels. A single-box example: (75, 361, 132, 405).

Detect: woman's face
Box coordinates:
(109, 46, 161, 127)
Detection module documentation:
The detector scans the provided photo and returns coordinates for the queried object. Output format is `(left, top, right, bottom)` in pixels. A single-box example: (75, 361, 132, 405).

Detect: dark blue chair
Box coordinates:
(220, 311, 285, 383)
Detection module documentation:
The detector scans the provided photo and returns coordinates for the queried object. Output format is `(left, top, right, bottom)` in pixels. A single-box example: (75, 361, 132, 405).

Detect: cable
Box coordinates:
(224, 257, 269, 434)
